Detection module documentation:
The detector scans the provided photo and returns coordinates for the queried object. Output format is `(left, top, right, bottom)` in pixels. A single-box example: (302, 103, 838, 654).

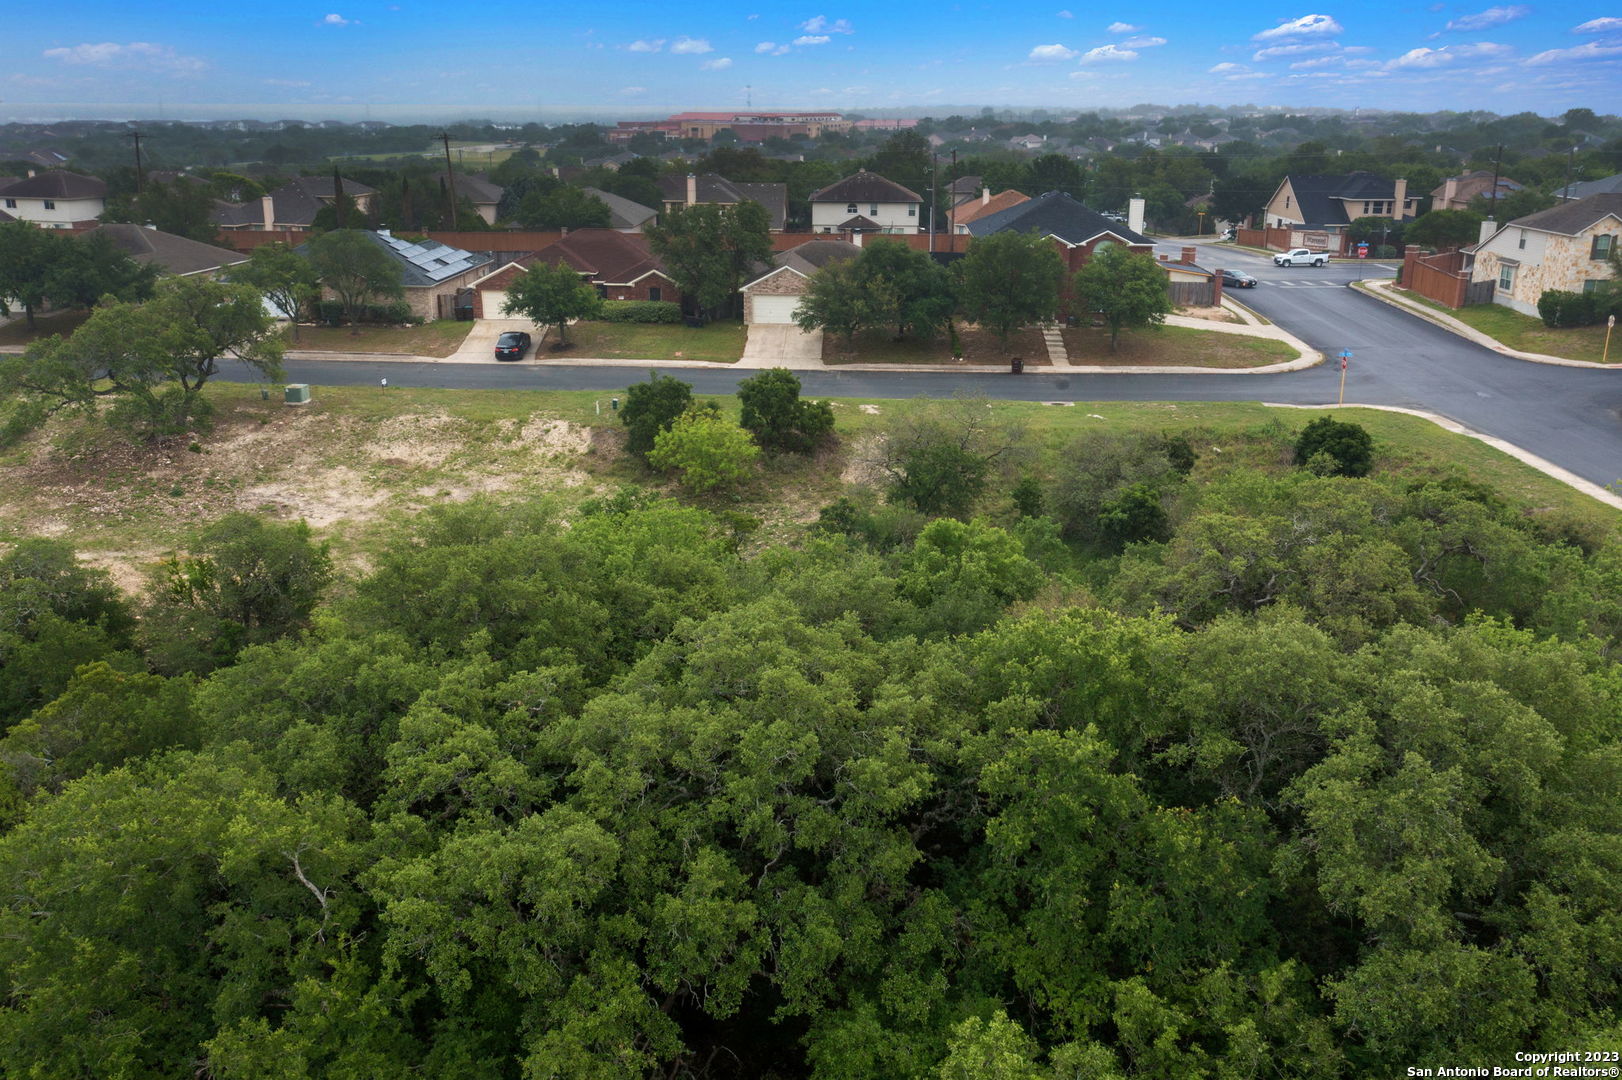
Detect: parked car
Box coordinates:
(1221, 269, 1258, 288)
(494, 330, 531, 360)
(1274, 248, 1329, 267)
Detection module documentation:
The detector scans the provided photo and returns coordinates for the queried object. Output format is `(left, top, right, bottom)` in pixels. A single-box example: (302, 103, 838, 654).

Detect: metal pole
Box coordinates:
(1489, 144, 1503, 219)
(948, 150, 957, 253)
(439, 132, 459, 228)
(128, 130, 145, 196)
(1605, 315, 1615, 365)
(929, 151, 937, 253)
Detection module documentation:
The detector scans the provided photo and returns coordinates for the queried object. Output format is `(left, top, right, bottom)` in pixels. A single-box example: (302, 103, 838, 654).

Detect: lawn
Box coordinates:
(822, 327, 1047, 365)
(557, 320, 748, 363)
(285, 320, 474, 357)
(1061, 323, 1299, 367)
(1386, 287, 1615, 363)
(0, 309, 93, 348)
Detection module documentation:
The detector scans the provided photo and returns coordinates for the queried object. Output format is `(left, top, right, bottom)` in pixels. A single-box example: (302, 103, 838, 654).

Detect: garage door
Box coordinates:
(751, 295, 802, 325)
(480, 289, 512, 319)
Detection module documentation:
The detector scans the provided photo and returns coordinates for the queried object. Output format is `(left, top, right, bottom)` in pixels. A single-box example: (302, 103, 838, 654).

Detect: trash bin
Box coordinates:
(1011, 357, 1024, 374)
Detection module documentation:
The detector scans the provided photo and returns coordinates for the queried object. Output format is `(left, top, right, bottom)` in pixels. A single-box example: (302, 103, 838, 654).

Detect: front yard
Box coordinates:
(285, 320, 474, 357)
(556, 320, 748, 363)
(1387, 288, 1616, 363)
(1063, 323, 1299, 367)
(0, 309, 93, 347)
(822, 327, 1047, 365)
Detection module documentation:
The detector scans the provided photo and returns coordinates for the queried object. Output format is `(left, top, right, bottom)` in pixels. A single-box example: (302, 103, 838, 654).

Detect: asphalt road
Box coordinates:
(223, 242, 1622, 492)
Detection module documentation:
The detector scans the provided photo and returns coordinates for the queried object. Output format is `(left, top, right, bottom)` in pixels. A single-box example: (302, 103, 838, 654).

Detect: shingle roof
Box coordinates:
(533, 229, 667, 285)
(213, 175, 377, 228)
(294, 231, 490, 287)
(1503, 193, 1622, 236)
(0, 170, 106, 199)
(1556, 173, 1622, 200)
(82, 224, 249, 277)
(837, 214, 885, 231)
(1280, 172, 1408, 229)
(581, 187, 659, 231)
(952, 189, 1029, 227)
(810, 170, 922, 205)
(443, 171, 504, 206)
(966, 190, 1150, 246)
(655, 173, 788, 229)
(949, 175, 983, 199)
(212, 197, 263, 227)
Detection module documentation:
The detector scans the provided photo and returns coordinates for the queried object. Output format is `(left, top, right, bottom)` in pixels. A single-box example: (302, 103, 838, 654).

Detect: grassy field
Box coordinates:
(1062, 324, 1299, 367)
(0, 309, 92, 347)
(286, 320, 474, 356)
(1387, 287, 1615, 363)
(2, 380, 1616, 595)
(557, 320, 748, 363)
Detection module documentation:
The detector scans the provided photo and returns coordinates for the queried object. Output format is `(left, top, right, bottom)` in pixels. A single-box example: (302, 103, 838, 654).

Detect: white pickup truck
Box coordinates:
(1274, 248, 1330, 267)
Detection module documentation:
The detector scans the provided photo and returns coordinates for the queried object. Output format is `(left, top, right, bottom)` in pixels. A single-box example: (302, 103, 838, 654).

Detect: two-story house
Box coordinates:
(1262, 172, 1417, 236)
(810, 170, 922, 235)
(655, 173, 789, 231)
(214, 175, 378, 231)
(1468, 194, 1620, 316)
(0, 170, 107, 228)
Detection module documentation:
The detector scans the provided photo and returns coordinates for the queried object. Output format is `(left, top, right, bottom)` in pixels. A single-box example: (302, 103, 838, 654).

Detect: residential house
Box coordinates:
(966, 190, 1152, 271)
(581, 187, 659, 232)
(951, 188, 1030, 234)
(1008, 134, 1047, 151)
(520, 228, 678, 310)
(214, 175, 378, 231)
(582, 151, 640, 171)
(654, 173, 789, 231)
(0, 170, 107, 228)
(1467, 194, 1621, 317)
(1556, 173, 1622, 201)
(22, 149, 71, 169)
(80, 224, 249, 278)
(300, 230, 492, 321)
(738, 238, 860, 324)
(810, 170, 922, 235)
(1262, 172, 1418, 236)
(1430, 171, 1524, 212)
(440, 171, 505, 226)
(947, 176, 985, 206)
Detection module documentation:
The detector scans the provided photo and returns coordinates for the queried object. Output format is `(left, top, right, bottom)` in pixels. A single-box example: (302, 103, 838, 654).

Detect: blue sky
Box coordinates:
(6, 2, 1621, 117)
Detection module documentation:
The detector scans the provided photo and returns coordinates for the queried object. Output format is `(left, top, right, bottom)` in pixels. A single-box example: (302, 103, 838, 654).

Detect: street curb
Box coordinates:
(1265, 402, 1622, 511)
(1354, 280, 1618, 370)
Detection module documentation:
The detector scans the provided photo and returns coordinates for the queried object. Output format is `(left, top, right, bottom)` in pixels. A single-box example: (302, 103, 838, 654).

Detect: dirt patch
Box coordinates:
(241, 466, 392, 528)
(520, 417, 591, 455)
(1177, 305, 1240, 324)
(840, 434, 888, 487)
(362, 414, 465, 468)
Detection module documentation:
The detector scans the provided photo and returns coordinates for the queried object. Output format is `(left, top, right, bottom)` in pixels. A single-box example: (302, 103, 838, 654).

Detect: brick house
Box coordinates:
(530, 229, 680, 303)
(738, 238, 860, 324)
(965, 190, 1153, 271)
(1468, 194, 1621, 316)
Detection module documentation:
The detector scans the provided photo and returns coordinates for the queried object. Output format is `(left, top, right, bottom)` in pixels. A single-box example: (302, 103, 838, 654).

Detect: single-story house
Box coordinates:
(1262, 172, 1418, 235)
(0, 170, 107, 228)
(1467, 193, 1620, 317)
(1556, 173, 1622, 201)
(80, 224, 249, 278)
(655, 173, 789, 231)
(966, 190, 1153, 270)
(582, 187, 659, 232)
(299, 229, 492, 320)
(951, 188, 1030, 234)
(738, 238, 860, 324)
(810, 170, 922, 235)
(530, 228, 679, 305)
(1430, 171, 1524, 212)
(215, 175, 378, 231)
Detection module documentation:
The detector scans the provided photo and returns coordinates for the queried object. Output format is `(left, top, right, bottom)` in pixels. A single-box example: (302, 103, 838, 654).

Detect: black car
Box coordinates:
(1220, 269, 1258, 289)
(494, 330, 532, 360)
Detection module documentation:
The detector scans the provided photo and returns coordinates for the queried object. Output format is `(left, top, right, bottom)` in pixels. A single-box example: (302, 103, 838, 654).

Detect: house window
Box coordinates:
(1583, 280, 1606, 294)
(1362, 201, 1370, 215)
(1498, 264, 1516, 292)
(1592, 234, 1615, 260)
(869, 203, 879, 215)
(1518, 230, 1526, 250)
(43, 200, 55, 210)
(907, 205, 916, 216)
(2, 199, 13, 208)
(846, 203, 857, 214)
(648, 286, 662, 302)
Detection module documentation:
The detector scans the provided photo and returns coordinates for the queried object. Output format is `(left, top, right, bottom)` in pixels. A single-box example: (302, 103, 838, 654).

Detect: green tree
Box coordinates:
(1071, 245, 1173, 351)
(229, 242, 319, 341)
(853, 240, 955, 340)
(647, 409, 761, 492)
(1405, 208, 1484, 250)
(1294, 416, 1374, 477)
(132, 178, 220, 242)
(957, 231, 1064, 348)
(0, 221, 59, 329)
(646, 200, 772, 320)
(876, 396, 1025, 516)
(303, 229, 404, 328)
(620, 371, 694, 459)
(736, 367, 834, 454)
(45, 231, 160, 314)
(1468, 186, 1554, 222)
(515, 185, 612, 230)
(500, 260, 602, 346)
(793, 258, 886, 346)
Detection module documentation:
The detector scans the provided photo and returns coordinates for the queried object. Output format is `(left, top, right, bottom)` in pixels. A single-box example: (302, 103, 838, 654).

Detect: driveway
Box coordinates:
(451, 317, 540, 362)
(740, 324, 824, 369)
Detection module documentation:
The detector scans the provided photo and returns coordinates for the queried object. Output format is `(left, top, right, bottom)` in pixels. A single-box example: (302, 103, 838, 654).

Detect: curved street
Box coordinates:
(223, 242, 1622, 494)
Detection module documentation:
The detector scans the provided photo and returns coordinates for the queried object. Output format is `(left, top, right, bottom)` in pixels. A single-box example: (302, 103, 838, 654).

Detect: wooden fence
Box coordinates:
(1399, 245, 1472, 309)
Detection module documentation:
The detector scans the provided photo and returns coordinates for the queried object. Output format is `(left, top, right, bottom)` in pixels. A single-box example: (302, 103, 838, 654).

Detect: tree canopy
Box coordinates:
(646, 201, 772, 320)
(956, 232, 1065, 346)
(1070, 245, 1174, 351)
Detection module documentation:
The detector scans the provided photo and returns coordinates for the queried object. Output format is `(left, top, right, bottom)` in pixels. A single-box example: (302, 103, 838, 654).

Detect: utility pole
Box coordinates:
(1489, 143, 1503, 219)
(1563, 145, 1577, 199)
(126, 129, 145, 196)
(948, 149, 958, 253)
(929, 152, 938, 252)
(438, 132, 459, 229)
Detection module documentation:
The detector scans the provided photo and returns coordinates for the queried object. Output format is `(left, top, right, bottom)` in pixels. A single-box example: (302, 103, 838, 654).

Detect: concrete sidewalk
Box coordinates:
(1357, 279, 1618, 370)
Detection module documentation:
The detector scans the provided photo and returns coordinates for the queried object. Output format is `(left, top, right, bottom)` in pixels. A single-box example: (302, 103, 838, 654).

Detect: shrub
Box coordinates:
(600, 300, 684, 324)
(647, 409, 760, 492)
(314, 299, 346, 326)
(1537, 289, 1606, 328)
(620, 372, 693, 459)
(736, 368, 834, 455)
(1293, 417, 1374, 477)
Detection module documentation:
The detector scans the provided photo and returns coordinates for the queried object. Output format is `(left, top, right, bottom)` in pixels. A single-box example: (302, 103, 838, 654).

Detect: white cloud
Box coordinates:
(1253, 41, 1338, 60)
(627, 38, 664, 52)
(1107, 21, 1141, 33)
(1120, 35, 1166, 48)
(794, 34, 830, 45)
(670, 36, 713, 54)
(1445, 6, 1529, 31)
(1525, 39, 1622, 64)
(1573, 17, 1622, 33)
(800, 15, 854, 33)
(618, 86, 647, 96)
(1057, 9, 1074, 18)
(1387, 41, 1511, 68)
(41, 41, 206, 75)
(701, 57, 733, 69)
(1253, 14, 1343, 41)
(754, 41, 781, 53)
(1080, 44, 1139, 62)
(1290, 55, 1342, 68)
(322, 13, 352, 26)
(1208, 61, 1249, 73)
(1028, 43, 1079, 61)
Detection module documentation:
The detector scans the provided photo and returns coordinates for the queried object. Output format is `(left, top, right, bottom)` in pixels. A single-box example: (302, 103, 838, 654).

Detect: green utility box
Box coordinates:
(284, 384, 311, 406)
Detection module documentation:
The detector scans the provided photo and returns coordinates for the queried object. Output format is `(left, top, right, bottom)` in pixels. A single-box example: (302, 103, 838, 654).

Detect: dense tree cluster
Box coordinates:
(3, 414, 1621, 1078)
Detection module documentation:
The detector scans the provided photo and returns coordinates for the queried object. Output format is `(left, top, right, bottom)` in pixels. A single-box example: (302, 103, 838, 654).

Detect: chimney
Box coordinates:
(1181, 246, 1196, 264)
(1392, 177, 1408, 219)
(1442, 176, 1458, 208)
(1478, 217, 1497, 246)
(981, 186, 990, 206)
(1127, 196, 1145, 236)
(260, 194, 275, 230)
(685, 173, 696, 206)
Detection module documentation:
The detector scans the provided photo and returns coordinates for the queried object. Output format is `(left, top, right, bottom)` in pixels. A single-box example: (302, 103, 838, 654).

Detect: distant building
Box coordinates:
(608, 111, 849, 143)
(0, 170, 106, 228)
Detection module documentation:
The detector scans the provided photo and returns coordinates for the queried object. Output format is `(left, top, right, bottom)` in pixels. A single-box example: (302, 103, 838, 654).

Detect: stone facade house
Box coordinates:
(738, 239, 860, 324)
(1468, 194, 1621, 317)
(300, 230, 492, 321)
